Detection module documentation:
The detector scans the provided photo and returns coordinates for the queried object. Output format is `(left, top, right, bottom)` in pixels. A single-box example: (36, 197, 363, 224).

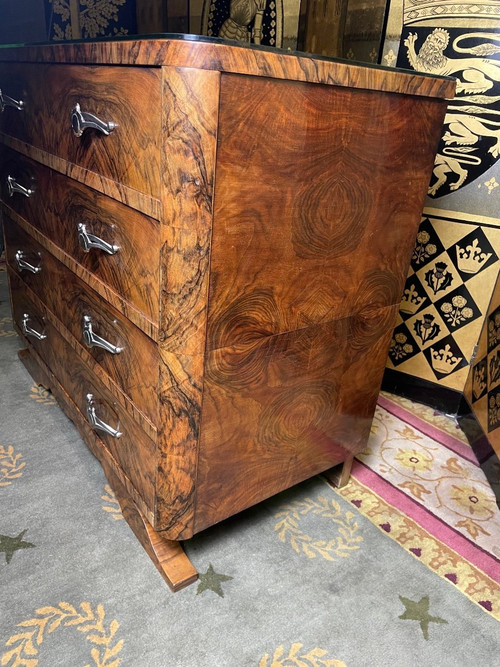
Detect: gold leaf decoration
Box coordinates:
(259, 642, 347, 666)
(29, 384, 56, 406)
(274, 496, 362, 560)
(101, 485, 123, 521)
(2, 602, 123, 667)
(0, 446, 26, 487)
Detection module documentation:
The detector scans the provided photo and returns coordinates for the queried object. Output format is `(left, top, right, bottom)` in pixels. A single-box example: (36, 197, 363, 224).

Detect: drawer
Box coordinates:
(5, 220, 159, 423)
(1, 147, 160, 322)
(0, 146, 50, 227)
(9, 271, 157, 509)
(0, 63, 162, 198)
(9, 274, 52, 364)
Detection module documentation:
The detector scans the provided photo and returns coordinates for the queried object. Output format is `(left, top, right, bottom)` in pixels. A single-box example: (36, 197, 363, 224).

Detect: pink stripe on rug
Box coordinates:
(377, 394, 478, 464)
(351, 460, 500, 582)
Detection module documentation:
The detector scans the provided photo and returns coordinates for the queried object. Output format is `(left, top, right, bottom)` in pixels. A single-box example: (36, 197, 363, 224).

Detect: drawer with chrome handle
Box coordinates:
(21, 312, 47, 341)
(9, 278, 51, 362)
(0, 148, 46, 226)
(1, 146, 160, 323)
(15, 249, 42, 274)
(8, 276, 157, 508)
(4, 218, 158, 422)
(42, 321, 156, 507)
(0, 88, 25, 112)
(7, 175, 34, 198)
(71, 102, 117, 138)
(82, 315, 122, 355)
(86, 393, 122, 439)
(0, 63, 162, 197)
(78, 223, 119, 255)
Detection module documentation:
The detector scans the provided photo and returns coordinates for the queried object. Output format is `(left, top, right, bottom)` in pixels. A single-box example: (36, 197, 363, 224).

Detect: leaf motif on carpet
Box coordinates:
(0, 445, 26, 487)
(2, 602, 123, 667)
(259, 643, 346, 667)
(29, 384, 56, 406)
(101, 485, 123, 521)
(274, 495, 363, 560)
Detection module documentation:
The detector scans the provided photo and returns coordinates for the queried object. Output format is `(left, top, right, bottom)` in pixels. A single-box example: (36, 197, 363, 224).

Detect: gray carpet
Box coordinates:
(1, 267, 499, 667)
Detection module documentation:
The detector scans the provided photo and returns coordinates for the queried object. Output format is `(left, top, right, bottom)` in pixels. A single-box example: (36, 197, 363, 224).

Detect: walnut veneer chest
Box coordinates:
(0, 36, 455, 590)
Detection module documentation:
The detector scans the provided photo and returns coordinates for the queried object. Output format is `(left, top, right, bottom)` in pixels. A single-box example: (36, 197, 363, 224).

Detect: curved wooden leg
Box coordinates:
(103, 460, 198, 592)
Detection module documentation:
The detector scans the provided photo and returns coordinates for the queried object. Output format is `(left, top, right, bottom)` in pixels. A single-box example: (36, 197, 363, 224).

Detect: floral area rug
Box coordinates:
(327, 391, 500, 620)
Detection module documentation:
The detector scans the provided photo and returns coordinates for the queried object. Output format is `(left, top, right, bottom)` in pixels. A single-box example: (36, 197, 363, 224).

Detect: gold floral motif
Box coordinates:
(448, 483, 496, 520)
(101, 485, 123, 521)
(2, 602, 123, 666)
(274, 496, 362, 560)
(482, 177, 499, 194)
(384, 49, 397, 67)
(0, 446, 26, 487)
(259, 643, 346, 667)
(412, 231, 437, 264)
(440, 296, 474, 327)
(389, 333, 414, 360)
(394, 448, 433, 473)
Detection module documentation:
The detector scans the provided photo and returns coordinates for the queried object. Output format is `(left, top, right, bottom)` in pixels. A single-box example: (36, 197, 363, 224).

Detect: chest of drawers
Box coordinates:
(0, 37, 455, 590)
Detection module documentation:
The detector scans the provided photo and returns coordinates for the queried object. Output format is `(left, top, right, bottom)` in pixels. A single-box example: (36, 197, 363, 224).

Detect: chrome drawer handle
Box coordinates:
(77, 223, 119, 255)
(71, 103, 117, 137)
(22, 313, 46, 340)
(15, 250, 42, 274)
(7, 175, 34, 198)
(83, 315, 122, 355)
(86, 393, 122, 439)
(0, 89, 24, 112)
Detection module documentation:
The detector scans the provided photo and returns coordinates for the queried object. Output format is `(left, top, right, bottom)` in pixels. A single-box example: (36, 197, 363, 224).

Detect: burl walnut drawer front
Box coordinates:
(1, 147, 160, 323)
(0, 63, 161, 197)
(9, 271, 157, 510)
(5, 220, 159, 423)
(9, 275, 52, 364)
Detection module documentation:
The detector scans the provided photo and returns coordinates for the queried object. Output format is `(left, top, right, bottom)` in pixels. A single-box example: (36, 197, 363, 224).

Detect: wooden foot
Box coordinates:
(326, 455, 354, 488)
(103, 459, 198, 592)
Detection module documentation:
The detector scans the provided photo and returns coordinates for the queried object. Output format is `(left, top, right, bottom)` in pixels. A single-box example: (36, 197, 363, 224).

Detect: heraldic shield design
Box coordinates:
(398, 21, 500, 198)
(202, 0, 284, 47)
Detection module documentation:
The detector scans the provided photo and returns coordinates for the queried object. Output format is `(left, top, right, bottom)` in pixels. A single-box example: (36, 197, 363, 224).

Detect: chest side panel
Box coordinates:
(194, 72, 449, 532)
